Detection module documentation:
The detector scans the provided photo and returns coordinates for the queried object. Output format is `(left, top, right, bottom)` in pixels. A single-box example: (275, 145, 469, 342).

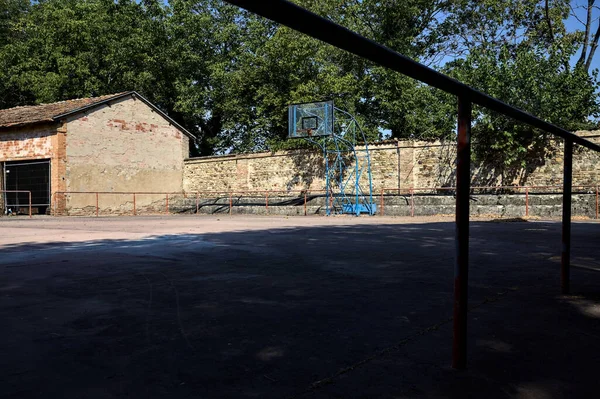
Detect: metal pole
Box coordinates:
(96, 192, 99, 217)
(561, 140, 573, 295)
(525, 187, 529, 217)
(229, 192, 232, 215)
(304, 192, 307, 216)
(196, 192, 199, 215)
(380, 188, 384, 216)
(28, 191, 32, 219)
(453, 96, 471, 370)
(166, 194, 169, 214)
(596, 186, 598, 219)
(133, 193, 136, 216)
(329, 190, 333, 211)
(266, 191, 269, 214)
(410, 188, 414, 217)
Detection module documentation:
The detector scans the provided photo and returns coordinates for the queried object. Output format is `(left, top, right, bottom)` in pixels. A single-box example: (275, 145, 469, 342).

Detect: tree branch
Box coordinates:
(585, 18, 600, 71)
(545, 0, 555, 43)
(577, 0, 594, 67)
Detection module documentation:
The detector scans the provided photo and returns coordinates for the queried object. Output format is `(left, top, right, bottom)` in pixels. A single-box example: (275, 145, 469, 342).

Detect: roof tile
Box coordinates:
(0, 93, 128, 128)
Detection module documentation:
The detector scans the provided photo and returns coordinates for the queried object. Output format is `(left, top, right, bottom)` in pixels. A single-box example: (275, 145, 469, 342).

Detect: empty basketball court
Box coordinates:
(1, 215, 599, 398)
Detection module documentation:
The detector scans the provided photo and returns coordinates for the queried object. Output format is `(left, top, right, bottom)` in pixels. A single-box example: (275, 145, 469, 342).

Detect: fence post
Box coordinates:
(329, 190, 333, 211)
(525, 187, 529, 217)
(410, 188, 414, 217)
(453, 96, 471, 370)
(266, 191, 269, 214)
(166, 194, 169, 214)
(95, 192, 99, 217)
(561, 140, 573, 295)
(304, 192, 307, 216)
(133, 193, 136, 216)
(28, 191, 32, 219)
(380, 188, 384, 216)
(196, 192, 199, 215)
(229, 192, 232, 215)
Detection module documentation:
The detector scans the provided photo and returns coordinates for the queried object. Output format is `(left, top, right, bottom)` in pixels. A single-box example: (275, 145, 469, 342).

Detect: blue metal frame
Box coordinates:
(296, 102, 375, 216)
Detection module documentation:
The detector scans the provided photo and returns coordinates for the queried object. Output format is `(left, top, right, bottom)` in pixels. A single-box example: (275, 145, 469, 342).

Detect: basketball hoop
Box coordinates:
(296, 128, 314, 137)
(288, 100, 333, 138)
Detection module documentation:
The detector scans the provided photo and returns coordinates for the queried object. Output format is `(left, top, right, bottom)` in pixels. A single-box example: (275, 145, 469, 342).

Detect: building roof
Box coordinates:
(0, 91, 194, 138)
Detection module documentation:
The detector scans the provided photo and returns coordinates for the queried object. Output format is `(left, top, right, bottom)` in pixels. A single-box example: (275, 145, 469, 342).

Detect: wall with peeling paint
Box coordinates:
(0, 123, 57, 214)
(64, 95, 189, 212)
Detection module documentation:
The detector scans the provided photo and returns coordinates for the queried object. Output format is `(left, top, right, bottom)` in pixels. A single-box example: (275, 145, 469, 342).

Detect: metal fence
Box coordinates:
(1, 190, 32, 218)
(51, 185, 600, 219)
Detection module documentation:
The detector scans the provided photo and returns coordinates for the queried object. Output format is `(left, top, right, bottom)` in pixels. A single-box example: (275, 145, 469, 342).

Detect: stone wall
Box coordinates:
(63, 95, 189, 213)
(183, 133, 600, 194)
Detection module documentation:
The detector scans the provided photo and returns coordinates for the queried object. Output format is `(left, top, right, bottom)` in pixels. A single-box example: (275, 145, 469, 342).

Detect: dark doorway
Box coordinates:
(3, 159, 51, 214)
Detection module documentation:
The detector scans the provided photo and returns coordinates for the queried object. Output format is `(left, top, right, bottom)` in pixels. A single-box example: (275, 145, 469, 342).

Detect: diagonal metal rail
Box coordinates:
(223, 0, 600, 152)
(224, 0, 597, 370)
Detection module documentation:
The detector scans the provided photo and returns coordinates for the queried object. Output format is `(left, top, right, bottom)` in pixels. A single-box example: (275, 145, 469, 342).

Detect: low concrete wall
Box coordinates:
(154, 191, 598, 219)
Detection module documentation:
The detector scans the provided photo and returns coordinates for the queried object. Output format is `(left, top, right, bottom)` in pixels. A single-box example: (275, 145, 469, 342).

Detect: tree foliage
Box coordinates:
(441, 0, 600, 168)
(0, 0, 599, 165)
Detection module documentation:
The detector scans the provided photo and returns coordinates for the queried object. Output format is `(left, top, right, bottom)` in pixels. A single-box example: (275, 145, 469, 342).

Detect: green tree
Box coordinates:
(439, 0, 600, 171)
(0, 0, 30, 108)
(2, 0, 599, 163)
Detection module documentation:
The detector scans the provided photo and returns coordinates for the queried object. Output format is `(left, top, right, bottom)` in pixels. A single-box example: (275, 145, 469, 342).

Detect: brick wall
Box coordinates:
(51, 123, 67, 213)
(0, 124, 55, 161)
(0, 123, 58, 214)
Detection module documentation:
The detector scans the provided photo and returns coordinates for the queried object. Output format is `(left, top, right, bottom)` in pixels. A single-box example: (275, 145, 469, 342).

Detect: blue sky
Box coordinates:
(565, 0, 600, 71)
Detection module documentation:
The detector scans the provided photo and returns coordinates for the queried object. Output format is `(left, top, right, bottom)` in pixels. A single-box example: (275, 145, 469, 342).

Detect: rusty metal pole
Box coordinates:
(196, 192, 199, 215)
(133, 193, 137, 216)
(304, 192, 307, 216)
(28, 191, 32, 219)
(166, 194, 169, 214)
(561, 140, 573, 295)
(525, 187, 529, 217)
(410, 188, 414, 217)
(453, 96, 471, 370)
(329, 190, 333, 211)
(380, 188, 384, 216)
(266, 191, 269, 214)
(229, 192, 233, 215)
(96, 192, 99, 217)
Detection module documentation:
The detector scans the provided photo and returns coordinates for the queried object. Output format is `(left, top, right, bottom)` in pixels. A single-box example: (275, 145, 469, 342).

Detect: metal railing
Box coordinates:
(52, 189, 333, 217)
(377, 185, 600, 219)
(51, 185, 600, 219)
(224, 0, 600, 369)
(1, 190, 32, 218)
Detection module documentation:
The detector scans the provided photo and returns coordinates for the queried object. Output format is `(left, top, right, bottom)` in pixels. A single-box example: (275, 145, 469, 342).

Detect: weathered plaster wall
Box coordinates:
(183, 134, 600, 194)
(64, 95, 189, 212)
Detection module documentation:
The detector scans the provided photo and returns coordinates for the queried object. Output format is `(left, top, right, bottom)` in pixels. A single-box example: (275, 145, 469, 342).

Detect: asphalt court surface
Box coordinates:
(1, 215, 599, 398)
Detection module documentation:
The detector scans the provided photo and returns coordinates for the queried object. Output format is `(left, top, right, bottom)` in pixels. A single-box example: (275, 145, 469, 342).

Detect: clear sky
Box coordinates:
(565, 0, 600, 71)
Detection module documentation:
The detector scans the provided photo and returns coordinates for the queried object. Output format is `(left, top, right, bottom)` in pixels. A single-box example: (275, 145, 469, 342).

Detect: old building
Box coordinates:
(0, 92, 192, 214)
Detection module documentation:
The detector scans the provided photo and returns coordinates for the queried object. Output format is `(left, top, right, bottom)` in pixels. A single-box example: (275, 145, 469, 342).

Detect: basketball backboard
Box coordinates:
(288, 100, 334, 138)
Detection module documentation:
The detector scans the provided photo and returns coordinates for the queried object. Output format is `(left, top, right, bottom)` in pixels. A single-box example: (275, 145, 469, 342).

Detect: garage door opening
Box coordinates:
(3, 160, 51, 215)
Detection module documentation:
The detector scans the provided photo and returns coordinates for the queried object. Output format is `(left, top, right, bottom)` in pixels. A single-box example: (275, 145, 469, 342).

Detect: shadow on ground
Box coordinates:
(1, 221, 599, 398)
